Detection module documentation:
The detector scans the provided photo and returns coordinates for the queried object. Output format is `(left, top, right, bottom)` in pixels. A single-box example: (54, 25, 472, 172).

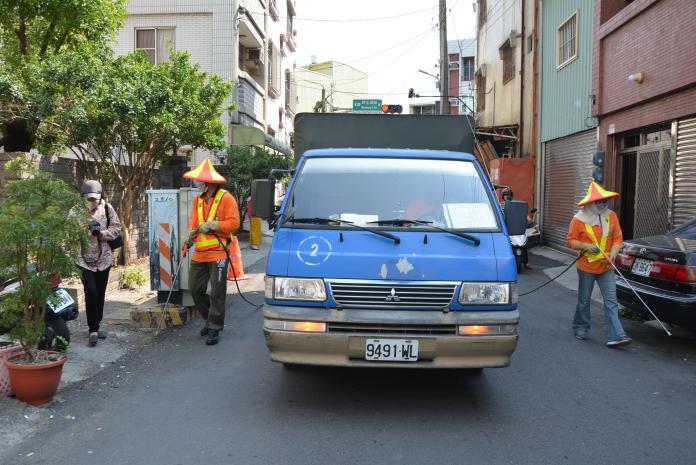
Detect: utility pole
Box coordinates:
(439, 0, 449, 115)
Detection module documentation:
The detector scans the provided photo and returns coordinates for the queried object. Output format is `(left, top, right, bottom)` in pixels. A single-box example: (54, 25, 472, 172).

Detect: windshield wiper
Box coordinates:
(285, 216, 400, 244)
(368, 219, 480, 246)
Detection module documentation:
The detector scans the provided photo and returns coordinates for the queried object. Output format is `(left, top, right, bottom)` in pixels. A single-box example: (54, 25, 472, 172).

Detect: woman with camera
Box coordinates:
(78, 180, 122, 347)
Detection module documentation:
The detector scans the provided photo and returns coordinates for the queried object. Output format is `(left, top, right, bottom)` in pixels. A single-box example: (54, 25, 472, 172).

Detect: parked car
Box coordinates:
(614, 219, 696, 328)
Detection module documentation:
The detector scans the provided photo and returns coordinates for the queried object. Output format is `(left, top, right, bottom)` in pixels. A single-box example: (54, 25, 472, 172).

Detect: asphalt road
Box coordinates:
(4, 254, 696, 465)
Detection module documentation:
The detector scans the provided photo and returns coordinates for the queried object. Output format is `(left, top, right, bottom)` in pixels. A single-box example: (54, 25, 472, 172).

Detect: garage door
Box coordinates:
(673, 117, 696, 228)
(542, 129, 596, 251)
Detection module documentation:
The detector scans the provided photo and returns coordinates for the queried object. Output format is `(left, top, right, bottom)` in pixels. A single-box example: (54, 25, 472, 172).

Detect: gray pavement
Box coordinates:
(3, 249, 696, 465)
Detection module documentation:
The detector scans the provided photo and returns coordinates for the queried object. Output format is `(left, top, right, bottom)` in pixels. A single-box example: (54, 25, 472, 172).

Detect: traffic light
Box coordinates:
(381, 104, 403, 114)
(408, 88, 415, 98)
(592, 150, 605, 184)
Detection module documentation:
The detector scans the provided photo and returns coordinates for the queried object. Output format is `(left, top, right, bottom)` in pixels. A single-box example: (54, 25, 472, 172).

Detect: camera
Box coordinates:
(89, 220, 101, 237)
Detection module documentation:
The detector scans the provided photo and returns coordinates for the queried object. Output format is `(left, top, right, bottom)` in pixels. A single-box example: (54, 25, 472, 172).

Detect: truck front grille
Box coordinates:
(328, 322, 457, 335)
(328, 281, 457, 309)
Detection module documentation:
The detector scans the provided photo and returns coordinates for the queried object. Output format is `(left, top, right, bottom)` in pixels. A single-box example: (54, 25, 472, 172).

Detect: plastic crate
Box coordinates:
(0, 343, 24, 396)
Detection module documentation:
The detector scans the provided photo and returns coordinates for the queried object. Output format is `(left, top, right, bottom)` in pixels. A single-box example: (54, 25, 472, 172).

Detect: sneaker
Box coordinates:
(250, 245, 260, 250)
(88, 333, 98, 347)
(575, 333, 587, 340)
(200, 326, 209, 337)
(97, 330, 107, 339)
(607, 337, 632, 348)
(206, 329, 220, 346)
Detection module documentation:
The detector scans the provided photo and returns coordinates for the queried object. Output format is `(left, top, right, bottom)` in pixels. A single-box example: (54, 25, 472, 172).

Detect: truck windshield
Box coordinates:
(285, 157, 500, 231)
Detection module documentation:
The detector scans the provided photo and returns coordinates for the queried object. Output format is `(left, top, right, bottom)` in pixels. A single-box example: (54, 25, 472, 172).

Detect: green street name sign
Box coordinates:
(352, 99, 382, 112)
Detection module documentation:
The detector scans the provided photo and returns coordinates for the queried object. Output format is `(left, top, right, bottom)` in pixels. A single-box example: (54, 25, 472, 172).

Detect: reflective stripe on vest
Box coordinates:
(584, 214, 610, 263)
(194, 189, 227, 251)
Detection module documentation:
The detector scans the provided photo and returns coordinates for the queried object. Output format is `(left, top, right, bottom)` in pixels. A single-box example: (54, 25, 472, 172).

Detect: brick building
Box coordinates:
(592, 0, 696, 238)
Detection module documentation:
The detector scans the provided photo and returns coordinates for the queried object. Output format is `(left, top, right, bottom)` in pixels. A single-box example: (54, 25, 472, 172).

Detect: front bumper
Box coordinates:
(616, 278, 696, 327)
(262, 305, 519, 368)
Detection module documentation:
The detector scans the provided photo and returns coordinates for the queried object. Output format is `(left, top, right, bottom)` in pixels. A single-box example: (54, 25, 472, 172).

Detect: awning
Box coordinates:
(264, 134, 292, 156)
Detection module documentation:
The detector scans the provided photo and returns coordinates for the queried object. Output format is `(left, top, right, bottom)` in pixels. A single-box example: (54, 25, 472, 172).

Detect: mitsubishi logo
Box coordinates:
(639, 247, 647, 255)
(385, 288, 401, 302)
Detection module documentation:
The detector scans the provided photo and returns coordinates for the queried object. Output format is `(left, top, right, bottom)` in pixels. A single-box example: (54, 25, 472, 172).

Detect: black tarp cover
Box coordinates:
(293, 113, 476, 163)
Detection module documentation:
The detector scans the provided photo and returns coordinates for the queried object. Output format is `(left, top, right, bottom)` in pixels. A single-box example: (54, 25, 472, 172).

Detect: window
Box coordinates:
(501, 43, 515, 84)
(288, 158, 499, 231)
(268, 43, 281, 97)
(476, 72, 486, 112)
(461, 57, 475, 81)
(136, 28, 175, 65)
(478, 0, 487, 25)
(557, 12, 578, 69)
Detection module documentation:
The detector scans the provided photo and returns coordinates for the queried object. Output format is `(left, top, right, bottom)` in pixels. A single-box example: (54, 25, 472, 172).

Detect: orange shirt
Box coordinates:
(189, 189, 240, 262)
(566, 210, 623, 274)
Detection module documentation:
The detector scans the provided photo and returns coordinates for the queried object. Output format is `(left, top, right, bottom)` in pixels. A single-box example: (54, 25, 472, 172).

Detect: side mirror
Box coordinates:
(250, 179, 275, 219)
(505, 200, 528, 236)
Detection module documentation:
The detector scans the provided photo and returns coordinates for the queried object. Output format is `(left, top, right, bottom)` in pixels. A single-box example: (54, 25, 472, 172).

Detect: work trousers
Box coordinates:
(80, 267, 111, 333)
(573, 268, 627, 342)
(189, 259, 229, 330)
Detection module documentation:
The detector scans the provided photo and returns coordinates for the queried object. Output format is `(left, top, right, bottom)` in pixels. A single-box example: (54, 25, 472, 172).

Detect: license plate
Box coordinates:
(47, 288, 75, 314)
(632, 258, 654, 277)
(365, 339, 419, 362)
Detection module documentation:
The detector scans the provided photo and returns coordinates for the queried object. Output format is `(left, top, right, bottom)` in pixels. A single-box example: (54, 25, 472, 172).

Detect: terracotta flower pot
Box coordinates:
(3, 352, 67, 406)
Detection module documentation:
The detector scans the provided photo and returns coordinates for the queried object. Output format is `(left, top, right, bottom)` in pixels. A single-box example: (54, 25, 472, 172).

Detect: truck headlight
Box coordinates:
(458, 282, 515, 305)
(265, 277, 327, 302)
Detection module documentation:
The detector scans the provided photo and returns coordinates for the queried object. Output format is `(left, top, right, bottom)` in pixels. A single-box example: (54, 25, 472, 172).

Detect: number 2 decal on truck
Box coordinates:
(297, 236, 332, 266)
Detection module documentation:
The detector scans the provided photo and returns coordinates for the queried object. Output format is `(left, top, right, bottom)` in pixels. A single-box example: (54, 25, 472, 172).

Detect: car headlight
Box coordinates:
(458, 282, 515, 305)
(265, 277, 327, 302)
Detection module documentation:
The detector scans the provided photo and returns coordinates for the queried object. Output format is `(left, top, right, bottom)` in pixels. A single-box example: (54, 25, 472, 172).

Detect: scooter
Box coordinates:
(510, 208, 539, 273)
(0, 276, 78, 351)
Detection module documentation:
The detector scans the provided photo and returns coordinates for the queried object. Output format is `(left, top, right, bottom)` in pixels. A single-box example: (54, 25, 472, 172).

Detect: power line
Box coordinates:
(246, 5, 437, 23)
(303, 25, 438, 74)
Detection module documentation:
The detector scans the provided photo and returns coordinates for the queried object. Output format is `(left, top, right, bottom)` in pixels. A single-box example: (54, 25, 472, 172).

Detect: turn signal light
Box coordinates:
(458, 324, 517, 336)
(263, 319, 327, 333)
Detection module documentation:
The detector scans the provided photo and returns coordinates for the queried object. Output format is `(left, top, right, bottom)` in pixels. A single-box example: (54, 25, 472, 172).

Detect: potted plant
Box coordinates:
(0, 157, 86, 405)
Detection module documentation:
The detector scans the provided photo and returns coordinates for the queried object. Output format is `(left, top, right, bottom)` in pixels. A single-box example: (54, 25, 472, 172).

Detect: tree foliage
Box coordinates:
(60, 51, 234, 264)
(0, 0, 127, 151)
(0, 157, 87, 358)
(225, 146, 293, 224)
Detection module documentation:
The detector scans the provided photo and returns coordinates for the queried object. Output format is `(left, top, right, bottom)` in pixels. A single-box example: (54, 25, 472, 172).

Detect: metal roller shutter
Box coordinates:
(674, 117, 696, 228)
(542, 129, 596, 251)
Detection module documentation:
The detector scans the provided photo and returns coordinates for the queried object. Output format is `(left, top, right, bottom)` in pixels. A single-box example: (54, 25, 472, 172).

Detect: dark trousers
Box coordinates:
(80, 267, 111, 332)
(189, 259, 229, 331)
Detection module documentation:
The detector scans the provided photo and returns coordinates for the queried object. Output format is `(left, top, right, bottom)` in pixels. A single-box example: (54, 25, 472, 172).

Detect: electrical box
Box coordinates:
(147, 188, 199, 306)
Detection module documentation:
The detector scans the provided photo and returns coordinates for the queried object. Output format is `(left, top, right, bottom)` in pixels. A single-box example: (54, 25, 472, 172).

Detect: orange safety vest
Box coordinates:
(584, 214, 611, 263)
(194, 188, 229, 251)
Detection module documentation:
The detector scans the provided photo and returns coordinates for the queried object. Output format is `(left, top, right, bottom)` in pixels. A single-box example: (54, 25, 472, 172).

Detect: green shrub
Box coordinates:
(119, 266, 146, 290)
(0, 157, 87, 359)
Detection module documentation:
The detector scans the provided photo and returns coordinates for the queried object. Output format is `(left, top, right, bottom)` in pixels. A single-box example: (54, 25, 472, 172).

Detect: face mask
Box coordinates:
(595, 200, 609, 211)
(194, 181, 207, 192)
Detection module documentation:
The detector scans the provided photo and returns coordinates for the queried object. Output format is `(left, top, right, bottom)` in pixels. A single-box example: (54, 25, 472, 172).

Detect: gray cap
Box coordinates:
(81, 180, 102, 196)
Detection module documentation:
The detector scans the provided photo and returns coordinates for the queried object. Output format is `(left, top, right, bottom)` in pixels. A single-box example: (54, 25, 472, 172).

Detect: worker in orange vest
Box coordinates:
(567, 181, 631, 348)
(183, 160, 240, 345)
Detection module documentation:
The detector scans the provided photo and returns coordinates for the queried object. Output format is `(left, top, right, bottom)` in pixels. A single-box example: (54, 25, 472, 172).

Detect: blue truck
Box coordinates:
(252, 113, 527, 369)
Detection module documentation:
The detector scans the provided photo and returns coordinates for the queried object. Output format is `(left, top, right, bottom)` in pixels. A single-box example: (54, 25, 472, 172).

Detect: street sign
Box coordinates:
(352, 99, 382, 112)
